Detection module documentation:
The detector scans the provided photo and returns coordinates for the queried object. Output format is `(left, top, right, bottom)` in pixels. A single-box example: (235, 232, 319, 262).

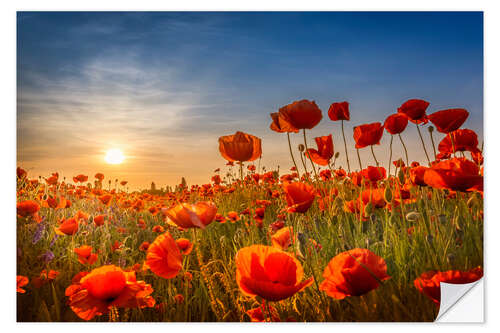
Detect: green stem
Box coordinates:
(303, 129, 318, 179)
(398, 133, 409, 166)
(449, 132, 457, 157)
(287, 132, 300, 178)
(356, 148, 363, 171)
(416, 123, 431, 166)
(388, 135, 393, 176)
(299, 149, 308, 178)
(341, 120, 351, 173)
(370, 145, 379, 167)
(429, 130, 437, 160)
(239, 162, 243, 183)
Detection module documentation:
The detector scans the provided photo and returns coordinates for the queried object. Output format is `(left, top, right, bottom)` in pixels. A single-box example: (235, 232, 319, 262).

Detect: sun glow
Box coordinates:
(105, 149, 125, 165)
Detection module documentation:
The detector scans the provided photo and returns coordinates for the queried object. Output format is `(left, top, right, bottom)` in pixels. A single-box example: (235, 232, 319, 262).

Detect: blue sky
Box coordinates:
(17, 12, 483, 188)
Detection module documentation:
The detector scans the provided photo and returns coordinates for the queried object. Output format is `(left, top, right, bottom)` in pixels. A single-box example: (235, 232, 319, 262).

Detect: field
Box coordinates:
(16, 99, 483, 322)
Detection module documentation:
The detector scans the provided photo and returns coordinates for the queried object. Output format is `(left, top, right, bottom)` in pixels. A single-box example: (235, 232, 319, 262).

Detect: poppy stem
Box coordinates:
(341, 120, 351, 173)
(429, 130, 437, 160)
(356, 148, 363, 171)
(398, 133, 409, 166)
(416, 124, 431, 165)
(449, 132, 457, 157)
(388, 135, 393, 176)
(370, 145, 379, 167)
(287, 132, 300, 179)
(303, 129, 318, 179)
(239, 162, 244, 183)
(299, 149, 309, 178)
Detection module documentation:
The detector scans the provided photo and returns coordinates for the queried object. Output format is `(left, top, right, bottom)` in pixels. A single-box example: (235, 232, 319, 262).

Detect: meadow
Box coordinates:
(16, 99, 483, 322)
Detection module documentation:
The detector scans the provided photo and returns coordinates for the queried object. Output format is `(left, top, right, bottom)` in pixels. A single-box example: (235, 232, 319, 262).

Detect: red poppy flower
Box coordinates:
(226, 211, 240, 223)
(306, 134, 334, 166)
(98, 194, 113, 206)
(17, 275, 29, 293)
(17, 200, 40, 218)
(65, 265, 155, 320)
(235, 245, 313, 301)
(17, 167, 27, 179)
(246, 304, 281, 322)
(410, 166, 428, 186)
(423, 157, 483, 192)
(33, 270, 59, 288)
(384, 113, 408, 135)
(269, 112, 299, 133)
(271, 227, 294, 250)
(139, 241, 150, 252)
(283, 182, 316, 213)
(320, 248, 390, 299)
(414, 267, 483, 305)
(359, 188, 386, 208)
(74, 245, 98, 265)
(162, 201, 217, 229)
(328, 101, 350, 121)
(152, 225, 164, 233)
(393, 159, 405, 168)
(397, 99, 430, 124)
(176, 238, 193, 255)
(353, 122, 384, 148)
(93, 214, 106, 227)
(145, 232, 183, 279)
(73, 174, 88, 183)
(45, 172, 59, 185)
(361, 166, 386, 183)
(428, 108, 469, 133)
(94, 173, 104, 181)
(438, 129, 479, 155)
(219, 131, 262, 162)
(471, 150, 483, 165)
(55, 218, 79, 236)
(43, 195, 67, 210)
(120, 181, 128, 186)
(276, 99, 323, 130)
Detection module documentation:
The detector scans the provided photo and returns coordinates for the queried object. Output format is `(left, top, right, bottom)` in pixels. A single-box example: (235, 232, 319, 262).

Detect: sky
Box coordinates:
(17, 12, 483, 189)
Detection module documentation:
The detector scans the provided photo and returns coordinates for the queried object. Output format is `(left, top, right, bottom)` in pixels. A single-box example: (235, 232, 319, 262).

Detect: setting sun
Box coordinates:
(104, 148, 125, 164)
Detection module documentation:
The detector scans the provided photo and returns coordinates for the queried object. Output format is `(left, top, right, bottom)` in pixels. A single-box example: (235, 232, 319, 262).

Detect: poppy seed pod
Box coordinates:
(298, 144, 305, 152)
(447, 253, 456, 264)
(406, 211, 421, 221)
(428, 125, 434, 133)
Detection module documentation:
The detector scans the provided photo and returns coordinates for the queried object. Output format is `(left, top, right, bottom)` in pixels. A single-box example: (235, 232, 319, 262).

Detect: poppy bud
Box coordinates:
(298, 144, 305, 152)
(335, 152, 340, 159)
(428, 125, 434, 133)
(398, 169, 405, 184)
(383, 187, 393, 203)
(406, 211, 421, 221)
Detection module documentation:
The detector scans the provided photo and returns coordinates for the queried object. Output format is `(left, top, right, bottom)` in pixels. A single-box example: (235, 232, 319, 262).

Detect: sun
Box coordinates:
(105, 149, 125, 165)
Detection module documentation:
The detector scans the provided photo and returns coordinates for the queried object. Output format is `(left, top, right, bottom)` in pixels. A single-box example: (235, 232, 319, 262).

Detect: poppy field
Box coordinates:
(16, 99, 483, 322)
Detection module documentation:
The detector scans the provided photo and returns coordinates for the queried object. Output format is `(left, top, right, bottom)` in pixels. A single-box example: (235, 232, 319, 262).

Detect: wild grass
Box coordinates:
(16, 171, 483, 322)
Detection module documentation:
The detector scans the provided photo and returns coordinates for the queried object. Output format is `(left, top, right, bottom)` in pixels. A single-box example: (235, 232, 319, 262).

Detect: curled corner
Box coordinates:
(435, 278, 484, 322)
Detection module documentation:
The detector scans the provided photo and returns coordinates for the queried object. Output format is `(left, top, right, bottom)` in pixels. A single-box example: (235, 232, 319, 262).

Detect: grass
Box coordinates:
(16, 167, 483, 322)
